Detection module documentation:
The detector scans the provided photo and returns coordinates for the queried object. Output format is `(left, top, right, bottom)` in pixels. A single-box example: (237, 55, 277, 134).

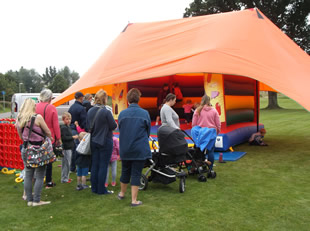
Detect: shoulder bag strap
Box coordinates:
(23, 115, 36, 148)
(89, 107, 103, 133)
(43, 104, 49, 120)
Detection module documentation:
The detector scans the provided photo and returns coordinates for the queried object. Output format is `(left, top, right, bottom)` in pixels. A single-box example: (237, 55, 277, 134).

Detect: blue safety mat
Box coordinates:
(214, 151, 246, 161)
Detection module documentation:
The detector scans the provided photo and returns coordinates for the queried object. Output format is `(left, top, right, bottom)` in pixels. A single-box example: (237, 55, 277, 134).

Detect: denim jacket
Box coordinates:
(118, 104, 152, 160)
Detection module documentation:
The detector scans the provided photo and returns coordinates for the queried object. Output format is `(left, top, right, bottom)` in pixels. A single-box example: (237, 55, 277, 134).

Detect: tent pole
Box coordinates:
(256, 80, 259, 132)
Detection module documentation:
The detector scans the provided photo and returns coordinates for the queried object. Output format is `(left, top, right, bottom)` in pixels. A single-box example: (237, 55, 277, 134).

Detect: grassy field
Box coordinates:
(0, 97, 309, 231)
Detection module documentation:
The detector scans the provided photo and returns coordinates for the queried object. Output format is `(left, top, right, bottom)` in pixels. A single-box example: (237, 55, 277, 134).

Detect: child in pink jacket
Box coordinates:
(105, 136, 120, 187)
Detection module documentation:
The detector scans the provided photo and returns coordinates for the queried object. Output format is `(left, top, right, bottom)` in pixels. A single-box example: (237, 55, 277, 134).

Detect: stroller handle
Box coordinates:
(181, 129, 196, 145)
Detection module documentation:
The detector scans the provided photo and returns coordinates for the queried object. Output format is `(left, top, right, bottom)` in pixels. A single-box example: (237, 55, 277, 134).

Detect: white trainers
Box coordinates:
(32, 201, 51, 206)
(27, 202, 33, 207)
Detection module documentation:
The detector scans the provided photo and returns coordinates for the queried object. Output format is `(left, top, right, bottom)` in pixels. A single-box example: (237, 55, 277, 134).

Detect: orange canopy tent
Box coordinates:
(53, 8, 310, 111)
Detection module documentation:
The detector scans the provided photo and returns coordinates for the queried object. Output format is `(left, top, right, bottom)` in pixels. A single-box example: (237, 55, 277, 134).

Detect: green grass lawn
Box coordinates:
(1, 97, 310, 231)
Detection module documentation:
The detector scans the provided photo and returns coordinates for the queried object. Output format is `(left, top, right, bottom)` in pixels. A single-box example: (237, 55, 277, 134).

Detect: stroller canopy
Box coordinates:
(158, 126, 188, 156)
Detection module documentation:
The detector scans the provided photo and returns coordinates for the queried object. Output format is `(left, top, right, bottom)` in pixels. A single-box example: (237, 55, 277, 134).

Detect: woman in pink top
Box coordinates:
(192, 95, 221, 134)
(192, 95, 221, 169)
(36, 89, 61, 188)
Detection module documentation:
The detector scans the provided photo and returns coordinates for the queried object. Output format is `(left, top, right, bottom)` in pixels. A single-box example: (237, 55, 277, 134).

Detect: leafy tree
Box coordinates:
(184, 0, 310, 109)
(18, 67, 44, 93)
(58, 66, 80, 86)
(49, 74, 69, 93)
(42, 66, 57, 87)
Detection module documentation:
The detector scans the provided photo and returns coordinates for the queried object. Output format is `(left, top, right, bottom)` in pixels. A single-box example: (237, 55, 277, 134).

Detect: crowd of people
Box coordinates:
(16, 84, 266, 208)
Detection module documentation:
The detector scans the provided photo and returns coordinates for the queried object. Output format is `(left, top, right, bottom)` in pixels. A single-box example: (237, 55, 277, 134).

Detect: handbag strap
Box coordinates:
(43, 104, 49, 120)
(23, 115, 36, 148)
(89, 106, 103, 133)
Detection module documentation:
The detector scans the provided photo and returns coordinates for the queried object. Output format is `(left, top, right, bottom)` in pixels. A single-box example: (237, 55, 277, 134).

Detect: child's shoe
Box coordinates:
(105, 183, 108, 187)
(82, 184, 89, 189)
(76, 185, 83, 191)
(111, 182, 116, 187)
(45, 182, 56, 188)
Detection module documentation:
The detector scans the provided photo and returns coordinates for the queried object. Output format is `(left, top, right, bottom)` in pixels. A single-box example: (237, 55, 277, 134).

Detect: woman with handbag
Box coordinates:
(16, 98, 53, 207)
(86, 89, 117, 195)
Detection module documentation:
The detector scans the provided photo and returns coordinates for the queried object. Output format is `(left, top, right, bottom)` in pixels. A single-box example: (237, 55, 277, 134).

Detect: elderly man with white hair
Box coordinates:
(35, 88, 61, 188)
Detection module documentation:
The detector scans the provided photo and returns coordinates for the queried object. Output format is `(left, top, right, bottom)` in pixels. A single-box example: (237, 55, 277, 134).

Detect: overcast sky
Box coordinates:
(0, 0, 192, 76)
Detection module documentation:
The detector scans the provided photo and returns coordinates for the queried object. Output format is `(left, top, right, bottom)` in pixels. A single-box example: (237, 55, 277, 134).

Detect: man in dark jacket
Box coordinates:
(68, 91, 87, 172)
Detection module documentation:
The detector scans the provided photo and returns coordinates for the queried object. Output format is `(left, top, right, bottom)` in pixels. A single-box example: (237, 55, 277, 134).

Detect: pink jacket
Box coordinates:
(110, 137, 120, 162)
(192, 106, 221, 134)
(36, 102, 61, 143)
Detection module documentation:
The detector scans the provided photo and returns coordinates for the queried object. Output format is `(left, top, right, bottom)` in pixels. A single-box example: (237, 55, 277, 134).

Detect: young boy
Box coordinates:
(249, 128, 268, 146)
(60, 112, 78, 183)
(75, 132, 91, 190)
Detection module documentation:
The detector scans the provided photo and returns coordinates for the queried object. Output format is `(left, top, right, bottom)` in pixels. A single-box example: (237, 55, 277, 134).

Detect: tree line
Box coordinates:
(0, 66, 79, 101)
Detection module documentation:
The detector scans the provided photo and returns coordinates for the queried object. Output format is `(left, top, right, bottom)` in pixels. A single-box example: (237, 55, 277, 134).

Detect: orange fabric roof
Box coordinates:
(53, 8, 310, 111)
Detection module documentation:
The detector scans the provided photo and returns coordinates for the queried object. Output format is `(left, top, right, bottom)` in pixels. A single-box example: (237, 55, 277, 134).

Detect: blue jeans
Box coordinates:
(120, 160, 145, 186)
(206, 146, 215, 170)
(90, 138, 113, 194)
(106, 160, 117, 184)
(24, 164, 46, 203)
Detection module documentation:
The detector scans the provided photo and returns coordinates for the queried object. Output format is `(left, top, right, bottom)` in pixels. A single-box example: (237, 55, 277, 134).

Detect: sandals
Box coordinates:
(131, 201, 143, 207)
(117, 193, 125, 200)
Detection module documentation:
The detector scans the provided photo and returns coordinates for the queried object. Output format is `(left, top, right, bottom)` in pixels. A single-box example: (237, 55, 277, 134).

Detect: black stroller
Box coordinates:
(139, 126, 187, 193)
(182, 130, 217, 182)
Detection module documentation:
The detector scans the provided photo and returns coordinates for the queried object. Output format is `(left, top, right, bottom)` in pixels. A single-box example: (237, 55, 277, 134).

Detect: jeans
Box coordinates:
(24, 164, 46, 203)
(90, 138, 113, 194)
(120, 160, 145, 186)
(61, 149, 72, 183)
(206, 146, 215, 170)
(70, 129, 79, 172)
(105, 160, 117, 184)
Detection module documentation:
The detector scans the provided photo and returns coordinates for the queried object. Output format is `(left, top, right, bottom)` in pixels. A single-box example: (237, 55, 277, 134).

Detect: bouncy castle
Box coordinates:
(96, 73, 263, 151)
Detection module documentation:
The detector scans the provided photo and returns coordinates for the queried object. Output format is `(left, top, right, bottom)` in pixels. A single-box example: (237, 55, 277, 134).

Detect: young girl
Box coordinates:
(105, 136, 120, 187)
(75, 132, 91, 190)
(182, 99, 193, 124)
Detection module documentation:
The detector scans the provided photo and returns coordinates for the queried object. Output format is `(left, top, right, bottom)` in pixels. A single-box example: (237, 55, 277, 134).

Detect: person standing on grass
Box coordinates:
(86, 89, 117, 195)
(36, 88, 61, 188)
(75, 132, 92, 190)
(16, 98, 52, 206)
(192, 95, 221, 169)
(118, 88, 152, 207)
(68, 91, 87, 173)
(60, 112, 78, 184)
(105, 135, 120, 188)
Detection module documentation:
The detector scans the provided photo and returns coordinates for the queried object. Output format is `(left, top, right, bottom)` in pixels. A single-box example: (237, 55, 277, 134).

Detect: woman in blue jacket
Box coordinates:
(86, 89, 117, 195)
(117, 88, 152, 207)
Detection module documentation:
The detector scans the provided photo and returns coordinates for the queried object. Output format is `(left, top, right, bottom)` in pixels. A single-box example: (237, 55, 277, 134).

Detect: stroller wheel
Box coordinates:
(207, 170, 217, 179)
(139, 175, 148, 191)
(198, 174, 207, 182)
(179, 176, 186, 193)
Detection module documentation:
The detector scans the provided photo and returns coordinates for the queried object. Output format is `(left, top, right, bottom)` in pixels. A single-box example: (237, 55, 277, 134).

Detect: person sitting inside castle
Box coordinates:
(249, 128, 268, 146)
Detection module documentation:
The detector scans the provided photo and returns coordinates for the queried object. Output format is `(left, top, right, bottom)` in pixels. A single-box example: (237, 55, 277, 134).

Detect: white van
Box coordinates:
(11, 93, 74, 122)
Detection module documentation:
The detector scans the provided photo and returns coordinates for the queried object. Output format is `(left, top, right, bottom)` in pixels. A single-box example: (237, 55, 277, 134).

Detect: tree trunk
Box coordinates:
(266, 91, 281, 109)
